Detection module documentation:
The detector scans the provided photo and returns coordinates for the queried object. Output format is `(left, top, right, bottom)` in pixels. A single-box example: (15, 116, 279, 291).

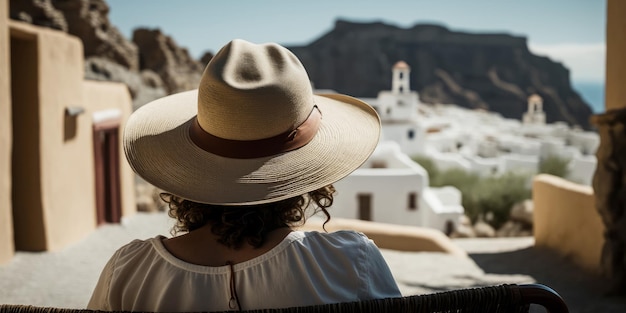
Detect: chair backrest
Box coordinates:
(0, 283, 568, 313)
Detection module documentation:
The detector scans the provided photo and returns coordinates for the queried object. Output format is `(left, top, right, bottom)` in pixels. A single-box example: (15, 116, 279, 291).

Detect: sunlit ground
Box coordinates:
(0, 212, 625, 313)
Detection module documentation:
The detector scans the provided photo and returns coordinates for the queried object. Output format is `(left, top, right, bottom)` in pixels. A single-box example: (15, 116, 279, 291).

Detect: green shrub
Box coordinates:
(411, 155, 439, 179)
(466, 172, 532, 228)
(430, 167, 481, 189)
(411, 155, 532, 228)
(539, 156, 570, 178)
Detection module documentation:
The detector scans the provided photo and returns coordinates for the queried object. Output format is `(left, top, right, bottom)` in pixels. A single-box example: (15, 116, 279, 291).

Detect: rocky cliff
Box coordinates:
(132, 28, 204, 94)
(287, 20, 593, 128)
(9, 0, 210, 109)
(10, 2, 594, 128)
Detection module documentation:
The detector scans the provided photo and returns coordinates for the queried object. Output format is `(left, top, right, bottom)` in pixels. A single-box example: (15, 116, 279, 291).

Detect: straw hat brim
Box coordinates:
(124, 90, 381, 205)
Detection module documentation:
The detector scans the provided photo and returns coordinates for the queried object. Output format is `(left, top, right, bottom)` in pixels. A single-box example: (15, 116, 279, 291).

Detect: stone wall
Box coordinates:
(592, 108, 626, 292)
(592, 0, 626, 294)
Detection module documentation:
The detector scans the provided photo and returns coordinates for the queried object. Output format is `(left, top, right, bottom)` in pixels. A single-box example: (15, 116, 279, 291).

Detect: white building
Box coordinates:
(417, 95, 599, 186)
(322, 61, 600, 234)
(364, 61, 424, 156)
(333, 142, 463, 234)
(523, 94, 546, 125)
(331, 61, 465, 233)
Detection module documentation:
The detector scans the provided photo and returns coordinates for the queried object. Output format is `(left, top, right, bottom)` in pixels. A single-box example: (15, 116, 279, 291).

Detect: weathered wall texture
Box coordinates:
(588, 0, 626, 294)
(533, 174, 604, 273)
(0, 0, 14, 264)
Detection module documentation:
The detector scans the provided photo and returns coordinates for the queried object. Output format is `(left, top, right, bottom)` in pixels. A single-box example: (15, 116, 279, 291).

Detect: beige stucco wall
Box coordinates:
(83, 80, 136, 220)
(606, 0, 626, 111)
(301, 218, 467, 257)
(533, 174, 604, 272)
(0, 0, 14, 264)
(9, 21, 136, 252)
(39, 24, 96, 251)
(8, 21, 94, 251)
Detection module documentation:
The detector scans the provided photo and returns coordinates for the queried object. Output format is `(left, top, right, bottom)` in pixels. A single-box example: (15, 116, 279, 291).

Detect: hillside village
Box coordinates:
(1, 0, 605, 251)
(4, 0, 600, 241)
(329, 61, 599, 236)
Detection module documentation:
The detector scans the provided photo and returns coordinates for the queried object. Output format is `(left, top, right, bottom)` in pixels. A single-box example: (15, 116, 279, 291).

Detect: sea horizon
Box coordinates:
(572, 80, 604, 113)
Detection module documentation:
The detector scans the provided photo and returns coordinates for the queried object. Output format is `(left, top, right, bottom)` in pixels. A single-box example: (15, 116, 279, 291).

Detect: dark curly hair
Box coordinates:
(161, 185, 335, 249)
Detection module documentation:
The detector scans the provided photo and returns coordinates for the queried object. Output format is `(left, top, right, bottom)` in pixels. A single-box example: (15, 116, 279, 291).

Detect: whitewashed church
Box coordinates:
(362, 61, 424, 156)
(330, 61, 464, 234)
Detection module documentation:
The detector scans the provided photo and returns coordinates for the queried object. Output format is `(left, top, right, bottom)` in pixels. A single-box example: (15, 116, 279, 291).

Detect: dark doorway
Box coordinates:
(10, 32, 46, 251)
(93, 120, 121, 224)
(358, 193, 372, 221)
(445, 220, 455, 236)
(408, 192, 418, 210)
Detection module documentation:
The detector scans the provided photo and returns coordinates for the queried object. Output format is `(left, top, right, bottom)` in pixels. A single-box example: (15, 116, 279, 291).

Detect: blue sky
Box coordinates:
(107, 0, 606, 84)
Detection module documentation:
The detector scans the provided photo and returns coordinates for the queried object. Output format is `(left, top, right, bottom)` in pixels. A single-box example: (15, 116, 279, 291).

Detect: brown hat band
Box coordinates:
(189, 106, 322, 159)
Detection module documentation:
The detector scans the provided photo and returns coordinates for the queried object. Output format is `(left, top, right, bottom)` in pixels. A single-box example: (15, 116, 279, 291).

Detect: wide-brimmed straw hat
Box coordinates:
(124, 39, 380, 205)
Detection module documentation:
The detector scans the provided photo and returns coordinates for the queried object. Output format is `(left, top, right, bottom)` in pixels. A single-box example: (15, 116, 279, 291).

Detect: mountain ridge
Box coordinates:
(287, 19, 593, 129)
(9, 1, 594, 128)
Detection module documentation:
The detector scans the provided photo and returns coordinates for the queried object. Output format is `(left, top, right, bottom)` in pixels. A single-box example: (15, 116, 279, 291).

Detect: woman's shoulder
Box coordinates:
(117, 236, 159, 250)
(289, 230, 373, 252)
(110, 236, 163, 263)
(300, 229, 368, 242)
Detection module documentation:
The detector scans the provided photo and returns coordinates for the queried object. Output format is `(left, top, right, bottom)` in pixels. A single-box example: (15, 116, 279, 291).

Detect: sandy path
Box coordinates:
(0, 212, 624, 312)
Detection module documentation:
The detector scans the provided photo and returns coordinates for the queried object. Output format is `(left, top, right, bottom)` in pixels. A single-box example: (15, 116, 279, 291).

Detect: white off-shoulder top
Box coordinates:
(87, 230, 401, 312)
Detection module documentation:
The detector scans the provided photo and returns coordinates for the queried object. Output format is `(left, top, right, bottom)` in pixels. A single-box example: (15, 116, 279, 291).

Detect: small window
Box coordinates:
(408, 192, 418, 210)
(386, 107, 392, 115)
(358, 194, 372, 221)
(397, 100, 404, 106)
(371, 160, 387, 168)
(408, 129, 415, 140)
(444, 220, 455, 236)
